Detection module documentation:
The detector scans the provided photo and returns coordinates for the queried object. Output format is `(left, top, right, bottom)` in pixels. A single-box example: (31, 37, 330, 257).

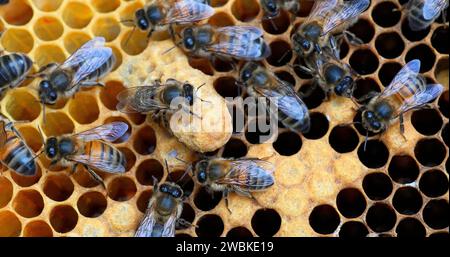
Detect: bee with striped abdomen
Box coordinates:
(178, 25, 271, 62)
(0, 51, 33, 95)
(361, 59, 443, 136)
(239, 62, 311, 133)
(291, 0, 369, 58)
(116, 79, 201, 136)
(130, 0, 214, 38)
(192, 157, 275, 212)
(32, 37, 115, 106)
(260, 0, 300, 20)
(0, 115, 37, 176)
(406, 0, 448, 31)
(42, 122, 128, 188)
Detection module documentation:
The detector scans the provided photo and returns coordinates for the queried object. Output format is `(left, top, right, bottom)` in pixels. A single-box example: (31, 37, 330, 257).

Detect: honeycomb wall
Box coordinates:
(0, 0, 448, 237)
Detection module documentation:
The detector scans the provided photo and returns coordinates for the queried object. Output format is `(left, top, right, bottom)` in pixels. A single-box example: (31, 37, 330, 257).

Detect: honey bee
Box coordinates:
(178, 25, 271, 62)
(135, 179, 185, 237)
(116, 79, 201, 135)
(260, 0, 300, 19)
(32, 37, 115, 106)
(0, 51, 33, 95)
(42, 122, 128, 188)
(239, 62, 311, 133)
(406, 0, 449, 31)
(131, 0, 214, 38)
(192, 157, 275, 212)
(0, 0, 9, 5)
(361, 59, 443, 136)
(0, 115, 37, 176)
(291, 0, 370, 57)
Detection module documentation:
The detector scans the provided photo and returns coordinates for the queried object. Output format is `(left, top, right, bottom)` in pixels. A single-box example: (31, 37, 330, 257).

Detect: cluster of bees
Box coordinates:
(0, 0, 447, 237)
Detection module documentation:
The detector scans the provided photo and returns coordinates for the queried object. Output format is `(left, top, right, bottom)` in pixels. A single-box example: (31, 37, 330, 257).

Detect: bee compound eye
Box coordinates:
(172, 188, 182, 198)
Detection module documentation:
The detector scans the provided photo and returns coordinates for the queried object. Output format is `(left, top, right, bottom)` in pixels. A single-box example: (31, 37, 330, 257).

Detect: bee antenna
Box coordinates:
(165, 159, 175, 182)
(41, 101, 47, 124)
(37, 125, 45, 145)
(195, 83, 212, 104)
(364, 129, 369, 152)
(162, 41, 183, 55)
(120, 19, 135, 25)
(277, 49, 292, 65)
(124, 26, 137, 47)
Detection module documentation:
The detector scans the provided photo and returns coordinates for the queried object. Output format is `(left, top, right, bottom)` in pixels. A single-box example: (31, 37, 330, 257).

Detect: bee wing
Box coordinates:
(135, 203, 157, 237)
(67, 150, 126, 174)
(215, 26, 264, 40)
(398, 83, 443, 115)
(321, 0, 370, 35)
(217, 158, 275, 189)
(116, 86, 171, 113)
(423, 0, 448, 20)
(71, 122, 129, 143)
(379, 59, 422, 99)
(60, 37, 107, 69)
(307, 0, 338, 21)
(162, 0, 215, 24)
(160, 213, 177, 237)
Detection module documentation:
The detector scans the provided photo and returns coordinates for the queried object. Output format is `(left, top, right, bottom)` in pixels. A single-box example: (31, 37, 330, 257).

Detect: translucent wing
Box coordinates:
(423, 0, 448, 20)
(61, 37, 106, 69)
(216, 158, 275, 189)
(379, 59, 422, 99)
(162, 0, 215, 24)
(160, 213, 177, 237)
(135, 203, 157, 237)
(71, 122, 129, 142)
(215, 26, 264, 40)
(67, 150, 126, 174)
(116, 86, 170, 113)
(322, 0, 370, 35)
(307, 0, 338, 22)
(398, 83, 443, 114)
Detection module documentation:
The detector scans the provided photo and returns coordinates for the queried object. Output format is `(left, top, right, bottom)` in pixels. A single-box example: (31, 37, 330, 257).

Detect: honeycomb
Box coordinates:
(0, 0, 448, 237)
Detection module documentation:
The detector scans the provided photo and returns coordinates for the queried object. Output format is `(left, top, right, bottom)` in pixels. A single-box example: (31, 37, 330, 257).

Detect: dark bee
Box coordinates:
(0, 0, 9, 5)
(178, 25, 271, 62)
(0, 51, 33, 95)
(116, 79, 199, 135)
(135, 180, 185, 237)
(361, 60, 443, 136)
(406, 0, 449, 31)
(43, 122, 128, 188)
(291, 0, 369, 57)
(32, 37, 115, 105)
(239, 62, 310, 133)
(0, 115, 36, 176)
(133, 0, 214, 38)
(192, 157, 275, 212)
(260, 0, 300, 19)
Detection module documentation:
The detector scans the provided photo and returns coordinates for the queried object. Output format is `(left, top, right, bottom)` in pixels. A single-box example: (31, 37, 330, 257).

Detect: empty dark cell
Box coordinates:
(430, 232, 450, 238)
(353, 78, 381, 104)
(329, 125, 359, 153)
(222, 138, 248, 158)
(353, 110, 378, 137)
(194, 186, 222, 211)
(188, 58, 214, 76)
(411, 108, 443, 135)
(396, 218, 426, 238)
(251, 209, 281, 237)
(195, 214, 224, 237)
(388, 155, 420, 184)
(339, 221, 369, 238)
(347, 19, 375, 43)
(442, 123, 449, 147)
(309, 205, 340, 235)
(267, 41, 292, 67)
(339, 40, 349, 59)
(439, 90, 448, 118)
(431, 26, 449, 54)
(398, 0, 409, 5)
(303, 112, 329, 140)
(262, 9, 290, 35)
(405, 44, 435, 73)
(227, 226, 253, 238)
(419, 169, 449, 198)
(375, 32, 405, 59)
(366, 203, 397, 233)
(293, 57, 313, 79)
(214, 77, 240, 98)
(245, 119, 274, 144)
(273, 131, 302, 156)
(350, 49, 379, 75)
(372, 1, 401, 27)
(392, 187, 423, 215)
(176, 203, 195, 230)
(363, 172, 393, 201)
(401, 19, 431, 42)
(336, 188, 367, 218)
(378, 62, 402, 87)
(211, 58, 234, 72)
(275, 71, 296, 87)
(357, 140, 390, 169)
(422, 199, 449, 230)
(414, 138, 447, 167)
(298, 84, 325, 109)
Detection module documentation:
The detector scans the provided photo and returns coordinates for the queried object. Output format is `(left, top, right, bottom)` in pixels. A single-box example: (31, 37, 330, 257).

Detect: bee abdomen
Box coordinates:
(84, 55, 115, 82)
(278, 110, 310, 133)
(0, 53, 32, 89)
(0, 133, 36, 176)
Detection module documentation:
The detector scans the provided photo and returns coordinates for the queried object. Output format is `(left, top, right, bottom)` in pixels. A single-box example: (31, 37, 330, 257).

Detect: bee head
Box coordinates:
(182, 28, 196, 50)
(135, 9, 149, 30)
(362, 110, 384, 133)
(45, 137, 58, 159)
(159, 183, 183, 198)
(334, 76, 354, 97)
(239, 62, 259, 84)
(194, 160, 209, 184)
(38, 80, 58, 105)
(261, 0, 279, 18)
(182, 83, 195, 106)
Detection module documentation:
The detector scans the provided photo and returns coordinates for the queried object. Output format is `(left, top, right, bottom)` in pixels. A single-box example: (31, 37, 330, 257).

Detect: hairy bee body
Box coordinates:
(0, 53, 33, 93)
(407, 0, 449, 31)
(260, 0, 300, 19)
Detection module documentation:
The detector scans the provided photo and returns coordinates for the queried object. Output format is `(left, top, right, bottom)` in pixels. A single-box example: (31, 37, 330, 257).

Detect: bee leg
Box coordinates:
(223, 190, 232, 214)
(356, 91, 379, 103)
(84, 165, 106, 190)
(343, 31, 364, 46)
(298, 82, 317, 99)
(176, 218, 198, 229)
(79, 81, 105, 88)
(70, 164, 78, 175)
